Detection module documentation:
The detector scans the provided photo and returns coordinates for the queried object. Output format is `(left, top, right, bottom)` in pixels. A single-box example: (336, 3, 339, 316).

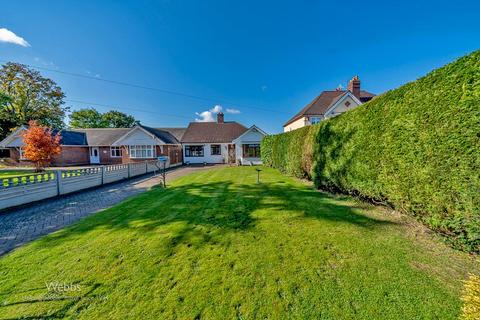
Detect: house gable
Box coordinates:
(232, 125, 267, 144)
(0, 126, 27, 148)
(112, 126, 165, 146)
(324, 91, 362, 118)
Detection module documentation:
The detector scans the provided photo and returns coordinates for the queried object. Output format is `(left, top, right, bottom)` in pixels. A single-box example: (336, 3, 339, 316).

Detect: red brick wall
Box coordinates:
(120, 145, 183, 164)
(52, 147, 90, 166)
(8, 144, 183, 166)
(9, 148, 19, 162)
(99, 146, 122, 165)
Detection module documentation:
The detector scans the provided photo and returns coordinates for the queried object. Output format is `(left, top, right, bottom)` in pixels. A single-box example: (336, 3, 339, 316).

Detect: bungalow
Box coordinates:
(0, 114, 266, 166)
(181, 112, 266, 165)
(0, 125, 184, 167)
(283, 76, 375, 132)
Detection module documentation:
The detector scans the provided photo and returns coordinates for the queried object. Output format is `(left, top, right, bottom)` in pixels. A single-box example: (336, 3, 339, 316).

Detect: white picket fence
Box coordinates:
(0, 160, 179, 211)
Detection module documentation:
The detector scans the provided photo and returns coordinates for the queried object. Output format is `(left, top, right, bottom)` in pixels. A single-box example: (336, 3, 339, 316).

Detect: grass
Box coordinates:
(0, 170, 35, 178)
(0, 166, 477, 319)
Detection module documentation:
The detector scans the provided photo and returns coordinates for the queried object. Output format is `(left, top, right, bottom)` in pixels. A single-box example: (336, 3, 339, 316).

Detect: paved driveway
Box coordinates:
(0, 165, 215, 256)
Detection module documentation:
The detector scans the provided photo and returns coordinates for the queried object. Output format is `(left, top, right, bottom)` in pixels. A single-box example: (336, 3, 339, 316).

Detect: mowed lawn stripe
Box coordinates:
(0, 166, 477, 319)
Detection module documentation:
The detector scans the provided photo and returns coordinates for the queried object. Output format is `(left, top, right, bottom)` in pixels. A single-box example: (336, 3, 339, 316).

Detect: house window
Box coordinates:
(211, 144, 221, 155)
(310, 117, 321, 124)
(110, 146, 122, 158)
(185, 145, 204, 157)
(242, 144, 260, 158)
(19, 148, 27, 160)
(129, 145, 155, 158)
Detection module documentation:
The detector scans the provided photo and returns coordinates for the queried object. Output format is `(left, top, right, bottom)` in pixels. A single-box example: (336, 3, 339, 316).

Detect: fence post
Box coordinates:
(128, 163, 132, 178)
(145, 161, 148, 174)
(56, 170, 63, 195)
(101, 166, 105, 185)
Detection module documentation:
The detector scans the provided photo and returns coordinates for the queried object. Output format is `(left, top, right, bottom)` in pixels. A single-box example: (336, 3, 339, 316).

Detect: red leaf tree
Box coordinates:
(22, 120, 61, 172)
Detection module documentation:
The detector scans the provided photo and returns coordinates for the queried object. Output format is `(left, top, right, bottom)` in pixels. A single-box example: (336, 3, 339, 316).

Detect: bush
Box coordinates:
(262, 50, 480, 252)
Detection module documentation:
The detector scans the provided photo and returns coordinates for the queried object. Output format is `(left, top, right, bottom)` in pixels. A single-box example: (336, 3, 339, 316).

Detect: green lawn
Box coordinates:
(0, 167, 477, 319)
(0, 170, 35, 178)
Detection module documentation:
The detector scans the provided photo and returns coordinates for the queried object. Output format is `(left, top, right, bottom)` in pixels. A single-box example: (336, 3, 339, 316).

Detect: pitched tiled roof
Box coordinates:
(53, 129, 88, 146)
(0, 127, 89, 147)
(72, 126, 186, 145)
(181, 122, 248, 143)
(154, 127, 186, 142)
(141, 126, 184, 144)
(284, 90, 375, 127)
(71, 128, 131, 146)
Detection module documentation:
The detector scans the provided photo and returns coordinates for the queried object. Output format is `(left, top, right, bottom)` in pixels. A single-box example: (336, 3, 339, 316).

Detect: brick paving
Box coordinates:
(0, 165, 214, 256)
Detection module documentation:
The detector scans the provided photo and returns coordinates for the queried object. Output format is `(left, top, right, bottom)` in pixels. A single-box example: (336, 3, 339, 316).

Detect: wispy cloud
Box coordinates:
(86, 70, 101, 78)
(0, 28, 30, 47)
(34, 57, 56, 68)
(226, 108, 240, 114)
(261, 85, 268, 92)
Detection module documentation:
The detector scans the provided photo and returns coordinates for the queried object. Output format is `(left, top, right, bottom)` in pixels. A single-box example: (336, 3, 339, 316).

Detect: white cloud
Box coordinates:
(226, 108, 240, 114)
(210, 105, 222, 113)
(0, 28, 30, 47)
(195, 110, 216, 122)
(195, 105, 224, 122)
(195, 105, 241, 122)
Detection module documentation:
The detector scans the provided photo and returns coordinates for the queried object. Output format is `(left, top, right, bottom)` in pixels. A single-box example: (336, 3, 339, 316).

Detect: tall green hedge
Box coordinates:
(262, 50, 480, 252)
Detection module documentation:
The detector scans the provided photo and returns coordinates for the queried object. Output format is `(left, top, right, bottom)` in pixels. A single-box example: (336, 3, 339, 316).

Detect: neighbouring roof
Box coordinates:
(73, 126, 186, 145)
(0, 127, 89, 147)
(155, 127, 187, 141)
(181, 121, 248, 143)
(141, 126, 185, 144)
(53, 129, 88, 145)
(284, 90, 375, 127)
(71, 128, 131, 146)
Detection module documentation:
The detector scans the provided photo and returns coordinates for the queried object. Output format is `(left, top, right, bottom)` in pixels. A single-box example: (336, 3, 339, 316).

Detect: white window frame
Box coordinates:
(210, 144, 221, 156)
(110, 146, 122, 158)
(310, 117, 321, 125)
(185, 145, 204, 157)
(129, 145, 155, 159)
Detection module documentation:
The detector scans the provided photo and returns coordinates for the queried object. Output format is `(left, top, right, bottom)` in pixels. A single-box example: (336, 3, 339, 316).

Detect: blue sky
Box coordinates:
(1, 0, 479, 133)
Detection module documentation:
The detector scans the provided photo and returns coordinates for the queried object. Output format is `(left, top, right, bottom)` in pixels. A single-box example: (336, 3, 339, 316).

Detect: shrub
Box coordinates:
(262, 50, 480, 252)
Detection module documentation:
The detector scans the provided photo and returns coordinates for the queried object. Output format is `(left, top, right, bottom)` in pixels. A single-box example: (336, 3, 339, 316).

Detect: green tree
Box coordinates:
(0, 91, 12, 140)
(102, 110, 136, 128)
(0, 62, 68, 139)
(69, 108, 105, 128)
(69, 108, 137, 128)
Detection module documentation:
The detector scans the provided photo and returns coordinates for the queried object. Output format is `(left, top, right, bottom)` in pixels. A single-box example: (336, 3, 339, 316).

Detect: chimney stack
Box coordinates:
(217, 112, 224, 123)
(347, 75, 361, 99)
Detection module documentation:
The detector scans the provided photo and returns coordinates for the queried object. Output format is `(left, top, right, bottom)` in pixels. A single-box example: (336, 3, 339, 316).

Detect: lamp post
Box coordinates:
(256, 168, 262, 184)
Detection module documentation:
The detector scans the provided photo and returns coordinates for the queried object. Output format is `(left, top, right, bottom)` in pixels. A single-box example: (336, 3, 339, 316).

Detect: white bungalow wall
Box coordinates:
(183, 143, 229, 164)
(235, 128, 265, 165)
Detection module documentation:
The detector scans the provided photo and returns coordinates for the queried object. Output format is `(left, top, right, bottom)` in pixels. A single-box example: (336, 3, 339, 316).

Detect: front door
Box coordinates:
(90, 147, 100, 164)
